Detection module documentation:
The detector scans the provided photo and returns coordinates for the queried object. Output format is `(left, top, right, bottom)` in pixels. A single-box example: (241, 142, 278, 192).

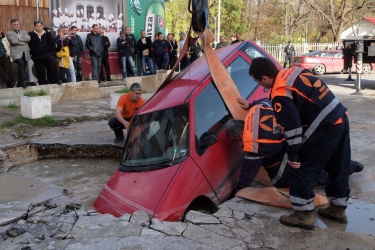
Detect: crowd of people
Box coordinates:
(0, 16, 246, 88)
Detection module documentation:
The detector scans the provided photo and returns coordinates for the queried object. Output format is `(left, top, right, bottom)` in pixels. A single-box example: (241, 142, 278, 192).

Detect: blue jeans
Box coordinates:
(69, 57, 76, 82)
(120, 55, 138, 78)
(141, 56, 156, 75)
(90, 55, 102, 80)
(73, 55, 82, 82)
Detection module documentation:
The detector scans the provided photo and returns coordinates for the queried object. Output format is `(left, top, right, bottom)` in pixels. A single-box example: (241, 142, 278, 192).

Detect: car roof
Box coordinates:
(138, 42, 244, 114)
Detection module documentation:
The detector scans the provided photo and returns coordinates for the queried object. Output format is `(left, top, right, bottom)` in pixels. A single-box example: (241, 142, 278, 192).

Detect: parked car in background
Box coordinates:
(291, 50, 344, 75)
(291, 49, 373, 75)
(94, 41, 283, 221)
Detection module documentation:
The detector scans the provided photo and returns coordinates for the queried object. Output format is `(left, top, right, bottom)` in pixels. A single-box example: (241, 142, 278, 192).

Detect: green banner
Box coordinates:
(126, 0, 165, 41)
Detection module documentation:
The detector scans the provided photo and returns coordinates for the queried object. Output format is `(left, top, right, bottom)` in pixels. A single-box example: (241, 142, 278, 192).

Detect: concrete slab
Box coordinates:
(0, 173, 63, 226)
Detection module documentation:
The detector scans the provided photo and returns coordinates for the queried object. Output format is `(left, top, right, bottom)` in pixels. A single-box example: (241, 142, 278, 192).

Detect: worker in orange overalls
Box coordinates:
(247, 57, 353, 230)
(226, 98, 363, 191)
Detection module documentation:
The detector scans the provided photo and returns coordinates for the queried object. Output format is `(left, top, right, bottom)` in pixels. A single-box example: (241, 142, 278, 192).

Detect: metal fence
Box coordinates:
(258, 42, 337, 62)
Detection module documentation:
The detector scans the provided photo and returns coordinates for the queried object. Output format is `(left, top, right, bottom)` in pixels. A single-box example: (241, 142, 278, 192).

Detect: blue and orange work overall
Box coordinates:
(271, 68, 351, 211)
(239, 100, 290, 189)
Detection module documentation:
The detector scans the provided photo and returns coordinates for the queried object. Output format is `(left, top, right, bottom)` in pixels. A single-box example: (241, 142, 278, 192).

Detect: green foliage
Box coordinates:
(115, 87, 130, 94)
(23, 89, 48, 97)
(5, 104, 18, 111)
(165, 0, 375, 43)
(1, 116, 59, 129)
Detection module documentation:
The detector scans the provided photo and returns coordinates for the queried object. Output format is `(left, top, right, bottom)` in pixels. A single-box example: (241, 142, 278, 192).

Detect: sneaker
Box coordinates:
(280, 210, 315, 230)
(114, 137, 124, 143)
(318, 202, 347, 223)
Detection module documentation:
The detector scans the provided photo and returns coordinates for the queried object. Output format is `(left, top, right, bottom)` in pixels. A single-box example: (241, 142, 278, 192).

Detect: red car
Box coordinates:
(94, 41, 282, 221)
(291, 50, 345, 75)
(291, 50, 373, 75)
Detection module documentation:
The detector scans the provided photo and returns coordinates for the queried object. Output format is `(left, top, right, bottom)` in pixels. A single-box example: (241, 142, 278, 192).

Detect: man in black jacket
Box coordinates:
(136, 30, 155, 76)
(28, 20, 61, 85)
(167, 33, 178, 70)
(99, 28, 112, 81)
(117, 26, 137, 79)
(151, 32, 172, 70)
(85, 24, 103, 82)
(70, 26, 84, 82)
(283, 41, 295, 68)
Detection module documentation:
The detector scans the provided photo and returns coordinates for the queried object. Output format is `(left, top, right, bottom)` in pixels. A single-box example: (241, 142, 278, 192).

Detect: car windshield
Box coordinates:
(120, 104, 189, 171)
(304, 51, 323, 56)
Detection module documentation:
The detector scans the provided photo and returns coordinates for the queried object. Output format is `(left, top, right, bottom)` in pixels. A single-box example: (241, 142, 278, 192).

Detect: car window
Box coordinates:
(241, 42, 268, 59)
(194, 83, 230, 154)
(334, 52, 342, 58)
(226, 56, 257, 99)
(120, 104, 189, 170)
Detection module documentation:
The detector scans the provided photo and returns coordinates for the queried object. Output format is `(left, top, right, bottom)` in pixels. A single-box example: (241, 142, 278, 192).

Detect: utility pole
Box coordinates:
(217, 0, 221, 43)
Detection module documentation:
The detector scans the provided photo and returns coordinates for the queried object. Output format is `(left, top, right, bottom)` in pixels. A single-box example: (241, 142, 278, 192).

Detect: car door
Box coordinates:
(322, 51, 335, 72)
(333, 51, 343, 72)
(189, 54, 270, 201)
(190, 81, 243, 202)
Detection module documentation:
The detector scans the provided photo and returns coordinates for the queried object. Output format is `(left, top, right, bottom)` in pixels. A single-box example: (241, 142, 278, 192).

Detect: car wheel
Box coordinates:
(313, 64, 326, 75)
(362, 63, 371, 74)
(180, 196, 218, 221)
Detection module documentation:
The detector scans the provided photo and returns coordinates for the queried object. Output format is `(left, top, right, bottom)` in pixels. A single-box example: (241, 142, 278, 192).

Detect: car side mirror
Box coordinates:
(199, 132, 218, 149)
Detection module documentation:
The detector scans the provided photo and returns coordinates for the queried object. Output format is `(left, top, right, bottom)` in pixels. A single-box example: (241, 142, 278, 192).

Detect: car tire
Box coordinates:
(362, 63, 371, 74)
(313, 64, 326, 75)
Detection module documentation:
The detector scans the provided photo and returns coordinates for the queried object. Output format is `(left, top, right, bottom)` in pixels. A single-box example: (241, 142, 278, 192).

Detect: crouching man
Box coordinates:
(108, 83, 145, 143)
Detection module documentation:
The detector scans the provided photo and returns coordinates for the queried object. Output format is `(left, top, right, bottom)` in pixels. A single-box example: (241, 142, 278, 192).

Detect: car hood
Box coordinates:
(93, 163, 180, 217)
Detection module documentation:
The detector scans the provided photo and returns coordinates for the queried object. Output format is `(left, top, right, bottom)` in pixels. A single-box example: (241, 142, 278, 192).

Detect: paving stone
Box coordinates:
(233, 211, 246, 220)
(199, 224, 235, 238)
(217, 216, 237, 227)
(183, 223, 246, 249)
(230, 245, 249, 250)
(141, 227, 165, 236)
(150, 218, 187, 236)
(129, 210, 151, 227)
(223, 197, 284, 220)
(213, 206, 233, 218)
(119, 213, 131, 222)
(185, 210, 221, 225)
(44, 235, 216, 250)
(70, 222, 142, 238)
(74, 213, 117, 229)
(231, 227, 253, 240)
(238, 216, 266, 229)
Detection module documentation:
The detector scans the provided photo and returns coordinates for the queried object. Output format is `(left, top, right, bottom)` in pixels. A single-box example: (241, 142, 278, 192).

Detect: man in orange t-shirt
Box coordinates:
(108, 82, 145, 143)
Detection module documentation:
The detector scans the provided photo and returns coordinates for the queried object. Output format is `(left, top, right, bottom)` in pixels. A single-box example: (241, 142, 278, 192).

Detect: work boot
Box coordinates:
(318, 202, 347, 223)
(280, 210, 315, 230)
(351, 161, 364, 173)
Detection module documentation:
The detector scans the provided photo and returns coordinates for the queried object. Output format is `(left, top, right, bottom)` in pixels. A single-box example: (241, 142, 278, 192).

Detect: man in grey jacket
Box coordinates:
(85, 24, 103, 82)
(6, 19, 31, 88)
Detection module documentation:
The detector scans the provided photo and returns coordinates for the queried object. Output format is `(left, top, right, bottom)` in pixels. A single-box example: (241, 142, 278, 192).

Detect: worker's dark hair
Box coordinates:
(157, 32, 163, 36)
(249, 57, 279, 81)
(10, 19, 19, 24)
(62, 39, 70, 46)
(225, 119, 244, 137)
(71, 26, 77, 30)
(130, 82, 142, 92)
